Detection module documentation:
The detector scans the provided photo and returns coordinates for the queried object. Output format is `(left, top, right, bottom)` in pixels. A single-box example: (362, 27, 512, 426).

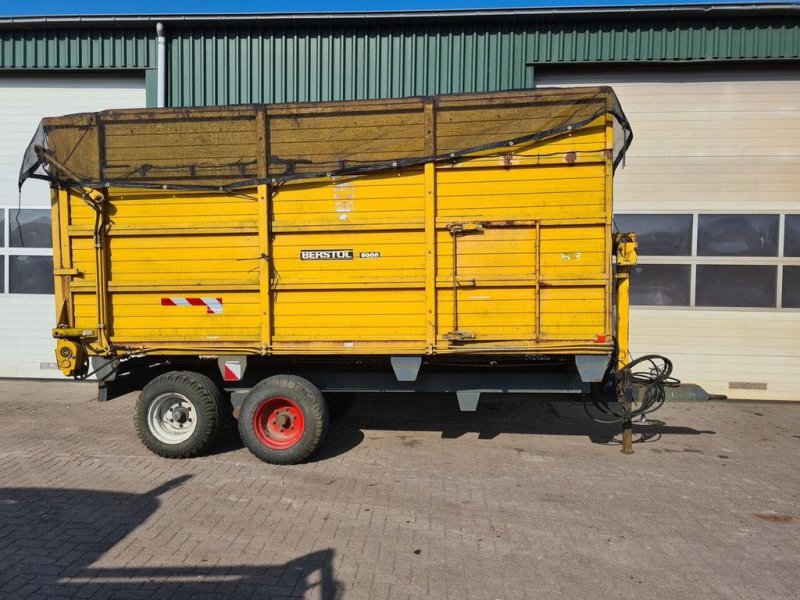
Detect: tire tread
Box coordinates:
(134, 371, 223, 459)
(238, 375, 328, 465)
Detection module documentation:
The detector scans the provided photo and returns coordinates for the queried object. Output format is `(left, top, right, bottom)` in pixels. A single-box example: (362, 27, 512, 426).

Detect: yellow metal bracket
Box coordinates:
(54, 339, 87, 377)
(615, 232, 638, 268)
(613, 232, 638, 368)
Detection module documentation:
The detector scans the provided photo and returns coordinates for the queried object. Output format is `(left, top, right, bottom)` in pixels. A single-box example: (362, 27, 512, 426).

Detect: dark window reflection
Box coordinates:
(697, 214, 778, 257)
(785, 216, 800, 257)
(9, 256, 54, 294)
(696, 265, 776, 307)
(10, 209, 52, 249)
(783, 266, 800, 308)
(0, 257, 4, 293)
(630, 264, 690, 306)
(615, 214, 692, 256)
(0, 210, 5, 246)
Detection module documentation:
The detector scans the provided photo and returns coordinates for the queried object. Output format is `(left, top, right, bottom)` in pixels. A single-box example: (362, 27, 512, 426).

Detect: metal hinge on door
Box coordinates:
(444, 222, 486, 343)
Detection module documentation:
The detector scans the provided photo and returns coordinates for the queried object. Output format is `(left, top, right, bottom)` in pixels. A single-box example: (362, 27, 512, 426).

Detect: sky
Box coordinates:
(0, 0, 771, 18)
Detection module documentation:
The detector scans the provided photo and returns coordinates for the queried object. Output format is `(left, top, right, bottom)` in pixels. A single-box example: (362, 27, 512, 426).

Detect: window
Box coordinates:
(786, 215, 800, 257)
(698, 214, 778, 257)
(617, 213, 799, 310)
(10, 209, 52, 248)
(1, 207, 54, 295)
(630, 264, 690, 306)
(783, 267, 800, 309)
(615, 214, 692, 256)
(696, 265, 777, 308)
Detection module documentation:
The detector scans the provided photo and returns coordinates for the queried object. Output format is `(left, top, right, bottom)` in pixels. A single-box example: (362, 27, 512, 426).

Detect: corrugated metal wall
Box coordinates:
(168, 17, 800, 106)
(0, 14, 798, 106)
(0, 29, 154, 69)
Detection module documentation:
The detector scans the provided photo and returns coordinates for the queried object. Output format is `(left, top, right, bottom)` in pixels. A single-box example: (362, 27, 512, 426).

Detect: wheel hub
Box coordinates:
(147, 393, 198, 444)
(275, 411, 292, 430)
(171, 406, 189, 424)
(252, 396, 305, 450)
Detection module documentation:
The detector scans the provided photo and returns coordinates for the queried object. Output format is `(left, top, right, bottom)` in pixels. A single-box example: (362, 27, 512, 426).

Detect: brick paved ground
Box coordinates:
(0, 379, 798, 600)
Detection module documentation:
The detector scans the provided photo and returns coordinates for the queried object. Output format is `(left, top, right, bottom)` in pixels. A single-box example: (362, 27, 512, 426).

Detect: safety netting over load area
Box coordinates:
(20, 86, 632, 192)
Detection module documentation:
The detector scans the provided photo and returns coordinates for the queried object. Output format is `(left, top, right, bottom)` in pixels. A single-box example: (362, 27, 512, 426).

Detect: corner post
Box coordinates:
(256, 107, 271, 353)
(423, 98, 437, 352)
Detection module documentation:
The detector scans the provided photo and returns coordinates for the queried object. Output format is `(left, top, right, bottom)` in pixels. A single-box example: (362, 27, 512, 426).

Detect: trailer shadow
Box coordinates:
(0, 476, 343, 599)
(329, 393, 715, 451)
(206, 393, 714, 461)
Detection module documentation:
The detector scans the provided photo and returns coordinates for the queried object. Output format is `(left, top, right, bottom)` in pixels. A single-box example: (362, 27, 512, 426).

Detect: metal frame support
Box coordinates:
(456, 391, 481, 412)
(618, 367, 634, 455)
(390, 356, 422, 382)
(614, 232, 638, 454)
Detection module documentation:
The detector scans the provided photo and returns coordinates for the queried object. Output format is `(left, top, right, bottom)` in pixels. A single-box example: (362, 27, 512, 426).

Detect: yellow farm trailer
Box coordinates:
(21, 86, 669, 463)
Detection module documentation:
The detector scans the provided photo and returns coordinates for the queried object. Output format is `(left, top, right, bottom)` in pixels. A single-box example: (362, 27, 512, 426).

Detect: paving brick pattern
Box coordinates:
(0, 379, 798, 599)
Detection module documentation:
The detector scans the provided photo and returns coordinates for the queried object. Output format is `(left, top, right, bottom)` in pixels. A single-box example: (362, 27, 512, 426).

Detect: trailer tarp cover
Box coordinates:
(20, 86, 631, 192)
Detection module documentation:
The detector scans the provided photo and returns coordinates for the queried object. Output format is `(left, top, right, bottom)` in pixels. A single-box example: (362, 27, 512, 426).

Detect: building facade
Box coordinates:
(1, 3, 798, 398)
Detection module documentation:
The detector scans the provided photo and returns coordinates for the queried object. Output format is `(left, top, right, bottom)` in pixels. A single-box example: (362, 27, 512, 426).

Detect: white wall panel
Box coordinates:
(0, 74, 145, 378)
(538, 67, 800, 400)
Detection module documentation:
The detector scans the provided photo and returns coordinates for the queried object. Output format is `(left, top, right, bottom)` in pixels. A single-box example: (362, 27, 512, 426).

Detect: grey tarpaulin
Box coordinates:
(20, 86, 632, 192)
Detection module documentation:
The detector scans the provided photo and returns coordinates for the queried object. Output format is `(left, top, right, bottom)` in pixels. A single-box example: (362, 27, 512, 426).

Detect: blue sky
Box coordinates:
(0, 0, 767, 18)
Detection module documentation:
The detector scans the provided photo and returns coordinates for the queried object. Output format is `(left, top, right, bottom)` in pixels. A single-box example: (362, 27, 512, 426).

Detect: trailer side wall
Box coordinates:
(53, 115, 613, 356)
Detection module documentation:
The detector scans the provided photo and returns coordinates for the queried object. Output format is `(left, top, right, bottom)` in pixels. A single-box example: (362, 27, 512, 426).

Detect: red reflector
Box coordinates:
(594, 334, 609, 343)
(223, 362, 242, 381)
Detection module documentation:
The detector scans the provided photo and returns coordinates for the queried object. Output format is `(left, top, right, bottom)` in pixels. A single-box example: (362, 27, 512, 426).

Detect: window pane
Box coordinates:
(10, 209, 52, 249)
(0, 257, 4, 293)
(783, 266, 800, 308)
(629, 264, 690, 306)
(9, 256, 54, 294)
(697, 214, 778, 257)
(614, 214, 692, 256)
(696, 265, 776, 307)
(0, 210, 4, 246)
(785, 215, 800, 257)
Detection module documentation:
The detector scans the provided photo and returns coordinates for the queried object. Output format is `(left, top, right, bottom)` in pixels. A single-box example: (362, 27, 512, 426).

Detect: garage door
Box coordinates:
(0, 74, 146, 378)
(536, 66, 800, 401)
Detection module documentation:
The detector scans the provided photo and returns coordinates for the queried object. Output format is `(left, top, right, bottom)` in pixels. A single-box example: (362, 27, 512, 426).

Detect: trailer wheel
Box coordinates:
(134, 371, 223, 459)
(238, 375, 329, 465)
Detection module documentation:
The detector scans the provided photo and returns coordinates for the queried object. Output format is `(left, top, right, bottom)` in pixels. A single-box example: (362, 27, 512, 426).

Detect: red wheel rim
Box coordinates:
(252, 396, 305, 450)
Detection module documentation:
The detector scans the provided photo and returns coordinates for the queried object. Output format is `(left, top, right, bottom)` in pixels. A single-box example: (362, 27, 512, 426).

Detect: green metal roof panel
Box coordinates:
(167, 17, 800, 106)
(0, 28, 154, 69)
(0, 12, 798, 107)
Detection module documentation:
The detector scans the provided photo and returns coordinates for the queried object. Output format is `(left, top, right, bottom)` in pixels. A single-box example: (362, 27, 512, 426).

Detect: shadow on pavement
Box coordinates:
(0, 476, 342, 599)
(203, 393, 715, 461)
(333, 393, 715, 447)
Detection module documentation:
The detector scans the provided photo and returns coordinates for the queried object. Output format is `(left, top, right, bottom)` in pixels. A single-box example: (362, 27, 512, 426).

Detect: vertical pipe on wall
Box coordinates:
(156, 22, 166, 107)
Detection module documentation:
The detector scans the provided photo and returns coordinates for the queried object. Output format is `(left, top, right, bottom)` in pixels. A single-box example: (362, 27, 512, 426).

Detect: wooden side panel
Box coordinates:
(270, 168, 427, 350)
(66, 190, 262, 346)
(432, 118, 611, 349)
(57, 112, 615, 356)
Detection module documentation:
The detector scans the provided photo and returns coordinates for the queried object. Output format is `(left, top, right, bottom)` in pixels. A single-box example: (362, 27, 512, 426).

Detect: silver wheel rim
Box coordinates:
(147, 393, 198, 445)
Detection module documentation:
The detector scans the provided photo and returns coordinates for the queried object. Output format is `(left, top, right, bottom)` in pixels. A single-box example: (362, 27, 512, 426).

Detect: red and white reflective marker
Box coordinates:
(161, 297, 223, 314)
(223, 361, 242, 382)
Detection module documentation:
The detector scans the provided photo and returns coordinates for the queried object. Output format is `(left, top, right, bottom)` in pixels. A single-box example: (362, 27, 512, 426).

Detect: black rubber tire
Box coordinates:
(238, 375, 329, 465)
(134, 371, 223, 459)
(325, 393, 355, 419)
(182, 370, 234, 425)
